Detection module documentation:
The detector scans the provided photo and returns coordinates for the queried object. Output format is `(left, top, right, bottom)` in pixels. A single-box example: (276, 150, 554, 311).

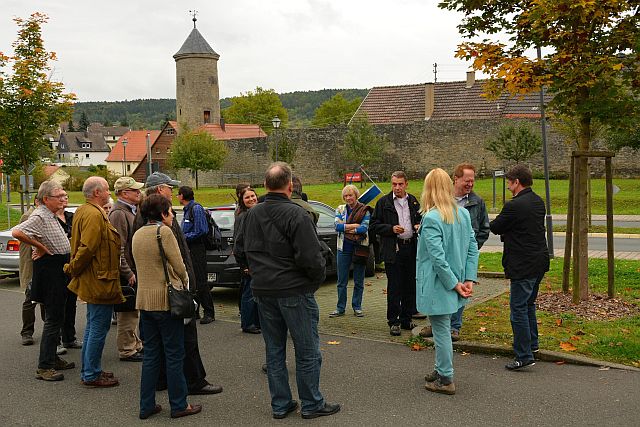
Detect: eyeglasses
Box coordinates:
(48, 194, 68, 200)
(122, 189, 141, 194)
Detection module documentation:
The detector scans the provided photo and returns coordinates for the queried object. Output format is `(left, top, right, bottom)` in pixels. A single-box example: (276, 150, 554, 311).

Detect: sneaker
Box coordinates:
(328, 311, 345, 318)
(36, 368, 64, 381)
(418, 326, 433, 338)
(424, 370, 439, 382)
(390, 325, 401, 336)
(505, 359, 535, 371)
(22, 335, 34, 346)
(425, 377, 456, 395)
(55, 356, 75, 370)
(401, 322, 417, 330)
(56, 345, 67, 355)
(451, 330, 460, 342)
(111, 312, 117, 325)
(63, 340, 83, 349)
(353, 309, 364, 317)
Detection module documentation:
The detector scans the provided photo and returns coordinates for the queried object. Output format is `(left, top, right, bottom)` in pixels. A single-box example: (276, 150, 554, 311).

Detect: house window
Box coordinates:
(167, 148, 171, 154)
(85, 154, 90, 158)
(81, 142, 91, 149)
(155, 149, 160, 154)
(166, 128, 175, 135)
(127, 164, 131, 172)
(204, 110, 211, 124)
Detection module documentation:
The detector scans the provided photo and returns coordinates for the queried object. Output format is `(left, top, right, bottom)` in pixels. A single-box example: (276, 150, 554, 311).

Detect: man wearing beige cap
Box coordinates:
(109, 176, 145, 362)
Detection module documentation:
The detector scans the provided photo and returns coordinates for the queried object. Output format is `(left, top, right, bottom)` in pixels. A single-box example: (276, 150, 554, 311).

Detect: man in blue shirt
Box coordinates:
(178, 186, 215, 324)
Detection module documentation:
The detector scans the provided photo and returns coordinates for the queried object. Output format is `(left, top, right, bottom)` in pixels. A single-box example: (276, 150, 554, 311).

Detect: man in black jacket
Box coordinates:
(490, 165, 549, 371)
(369, 171, 422, 336)
(235, 162, 340, 420)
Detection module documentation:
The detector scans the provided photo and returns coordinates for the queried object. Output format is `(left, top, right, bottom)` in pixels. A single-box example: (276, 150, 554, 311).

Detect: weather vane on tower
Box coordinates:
(189, 10, 198, 28)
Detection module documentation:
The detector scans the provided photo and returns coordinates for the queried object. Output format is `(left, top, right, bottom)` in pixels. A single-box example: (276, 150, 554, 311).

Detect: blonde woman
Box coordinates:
(416, 168, 478, 395)
(330, 185, 371, 318)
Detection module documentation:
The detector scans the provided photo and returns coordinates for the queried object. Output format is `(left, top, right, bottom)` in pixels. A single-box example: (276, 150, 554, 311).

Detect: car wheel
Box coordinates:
(365, 244, 375, 277)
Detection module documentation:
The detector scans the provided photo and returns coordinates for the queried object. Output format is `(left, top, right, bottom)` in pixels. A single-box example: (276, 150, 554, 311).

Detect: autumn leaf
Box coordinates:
(555, 361, 566, 365)
(327, 341, 341, 345)
(620, 329, 630, 334)
(598, 366, 610, 371)
(461, 351, 470, 356)
(555, 319, 563, 326)
(570, 335, 581, 341)
(411, 343, 424, 351)
(560, 341, 577, 351)
(575, 330, 585, 335)
(382, 288, 387, 295)
(479, 327, 487, 332)
(365, 282, 373, 287)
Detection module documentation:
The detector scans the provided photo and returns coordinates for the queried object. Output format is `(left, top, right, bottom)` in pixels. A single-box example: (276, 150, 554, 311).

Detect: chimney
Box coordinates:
(424, 83, 435, 120)
(466, 71, 475, 88)
(220, 117, 225, 131)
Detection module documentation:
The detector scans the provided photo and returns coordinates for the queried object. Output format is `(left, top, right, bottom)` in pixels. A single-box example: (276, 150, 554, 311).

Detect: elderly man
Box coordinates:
(65, 177, 124, 388)
(235, 162, 340, 420)
(490, 165, 550, 370)
(109, 177, 145, 362)
(132, 172, 222, 396)
(13, 181, 75, 381)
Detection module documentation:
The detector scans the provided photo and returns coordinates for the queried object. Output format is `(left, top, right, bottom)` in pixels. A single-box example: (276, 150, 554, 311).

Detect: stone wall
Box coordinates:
(177, 119, 640, 187)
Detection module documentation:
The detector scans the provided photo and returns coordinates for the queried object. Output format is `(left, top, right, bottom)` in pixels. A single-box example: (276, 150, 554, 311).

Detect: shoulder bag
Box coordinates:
(156, 225, 196, 319)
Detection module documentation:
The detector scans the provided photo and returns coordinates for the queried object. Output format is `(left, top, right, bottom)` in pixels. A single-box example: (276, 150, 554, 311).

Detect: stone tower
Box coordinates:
(173, 16, 220, 129)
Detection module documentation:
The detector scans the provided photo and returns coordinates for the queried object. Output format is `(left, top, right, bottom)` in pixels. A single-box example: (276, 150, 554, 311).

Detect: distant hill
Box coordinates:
(73, 88, 369, 130)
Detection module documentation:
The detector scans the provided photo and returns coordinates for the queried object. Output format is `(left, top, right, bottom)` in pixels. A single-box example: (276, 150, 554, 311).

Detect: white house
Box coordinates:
(56, 131, 111, 167)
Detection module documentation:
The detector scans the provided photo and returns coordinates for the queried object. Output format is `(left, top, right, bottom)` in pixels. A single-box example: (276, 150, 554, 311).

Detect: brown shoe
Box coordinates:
(451, 330, 460, 342)
(36, 368, 64, 381)
(419, 326, 433, 338)
(82, 376, 119, 388)
(100, 370, 114, 379)
(55, 356, 76, 370)
(171, 404, 202, 418)
(425, 377, 456, 395)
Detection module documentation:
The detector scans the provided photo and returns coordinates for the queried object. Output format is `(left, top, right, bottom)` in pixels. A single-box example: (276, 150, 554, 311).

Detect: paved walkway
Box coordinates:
(480, 245, 640, 260)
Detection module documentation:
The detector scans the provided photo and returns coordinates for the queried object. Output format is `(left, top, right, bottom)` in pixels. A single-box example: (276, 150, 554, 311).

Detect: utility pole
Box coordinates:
(537, 46, 554, 258)
(433, 63, 438, 83)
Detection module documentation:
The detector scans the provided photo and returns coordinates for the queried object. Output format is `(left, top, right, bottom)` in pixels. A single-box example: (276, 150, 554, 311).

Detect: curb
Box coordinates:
(477, 271, 505, 279)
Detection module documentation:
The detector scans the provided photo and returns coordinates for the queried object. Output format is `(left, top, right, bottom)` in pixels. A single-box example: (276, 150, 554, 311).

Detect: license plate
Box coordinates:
(207, 273, 217, 282)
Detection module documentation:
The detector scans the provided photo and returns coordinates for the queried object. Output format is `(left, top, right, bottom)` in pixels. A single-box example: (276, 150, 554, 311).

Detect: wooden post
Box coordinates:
(562, 156, 575, 294)
(605, 157, 615, 298)
(571, 156, 581, 304)
(577, 155, 590, 301)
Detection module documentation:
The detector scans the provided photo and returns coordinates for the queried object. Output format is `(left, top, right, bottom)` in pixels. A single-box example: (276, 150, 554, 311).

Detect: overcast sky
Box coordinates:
(2, 0, 484, 102)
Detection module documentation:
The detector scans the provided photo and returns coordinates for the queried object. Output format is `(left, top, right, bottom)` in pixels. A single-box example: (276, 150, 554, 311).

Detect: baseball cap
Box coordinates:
(114, 176, 144, 192)
(145, 172, 181, 188)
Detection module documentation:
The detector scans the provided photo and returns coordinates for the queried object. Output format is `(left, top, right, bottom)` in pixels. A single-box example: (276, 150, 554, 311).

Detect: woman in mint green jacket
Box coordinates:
(416, 168, 479, 395)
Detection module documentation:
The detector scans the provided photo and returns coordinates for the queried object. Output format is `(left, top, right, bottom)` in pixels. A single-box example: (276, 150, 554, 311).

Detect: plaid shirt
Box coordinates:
(14, 206, 71, 255)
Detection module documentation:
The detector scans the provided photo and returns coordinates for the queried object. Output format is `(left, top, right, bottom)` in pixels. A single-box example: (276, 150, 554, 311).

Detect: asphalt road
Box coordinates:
(0, 277, 638, 426)
(484, 232, 639, 253)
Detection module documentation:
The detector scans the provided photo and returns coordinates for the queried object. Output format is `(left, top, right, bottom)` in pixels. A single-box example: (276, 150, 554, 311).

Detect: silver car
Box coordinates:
(0, 227, 21, 273)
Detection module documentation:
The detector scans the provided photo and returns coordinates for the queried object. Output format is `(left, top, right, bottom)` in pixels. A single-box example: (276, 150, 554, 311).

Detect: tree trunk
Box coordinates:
(575, 116, 591, 301)
(195, 170, 199, 190)
(22, 162, 30, 215)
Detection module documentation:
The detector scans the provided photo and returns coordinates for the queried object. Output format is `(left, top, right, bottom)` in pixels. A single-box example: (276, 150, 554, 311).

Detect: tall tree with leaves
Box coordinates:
(67, 119, 75, 132)
(0, 13, 75, 207)
(485, 122, 542, 165)
(269, 131, 297, 165)
(223, 87, 288, 134)
(78, 111, 90, 131)
(168, 129, 228, 189)
(439, 0, 640, 301)
(343, 114, 389, 171)
(312, 93, 361, 127)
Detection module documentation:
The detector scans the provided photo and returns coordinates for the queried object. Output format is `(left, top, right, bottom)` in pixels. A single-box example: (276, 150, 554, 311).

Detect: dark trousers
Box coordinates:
(386, 242, 416, 327)
(189, 241, 215, 318)
(39, 298, 65, 369)
(240, 275, 260, 330)
(61, 291, 78, 345)
(21, 287, 45, 338)
(157, 318, 208, 392)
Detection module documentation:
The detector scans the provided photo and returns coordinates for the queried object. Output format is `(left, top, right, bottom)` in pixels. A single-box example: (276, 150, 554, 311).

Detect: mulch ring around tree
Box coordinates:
(537, 292, 640, 321)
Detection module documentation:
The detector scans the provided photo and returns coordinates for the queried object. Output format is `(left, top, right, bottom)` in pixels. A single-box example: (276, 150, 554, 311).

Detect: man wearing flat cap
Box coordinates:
(109, 177, 145, 362)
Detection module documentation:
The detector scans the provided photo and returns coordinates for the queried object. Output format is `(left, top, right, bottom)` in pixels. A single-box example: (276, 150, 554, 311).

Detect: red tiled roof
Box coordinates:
(106, 130, 161, 162)
(43, 165, 60, 177)
(355, 84, 426, 124)
(199, 124, 267, 140)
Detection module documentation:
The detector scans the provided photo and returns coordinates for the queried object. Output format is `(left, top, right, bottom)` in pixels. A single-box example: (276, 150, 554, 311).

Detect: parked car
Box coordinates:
(0, 228, 21, 274)
(203, 200, 375, 289)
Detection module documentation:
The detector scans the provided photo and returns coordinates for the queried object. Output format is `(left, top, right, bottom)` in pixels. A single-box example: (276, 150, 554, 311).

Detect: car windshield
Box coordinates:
(210, 209, 236, 230)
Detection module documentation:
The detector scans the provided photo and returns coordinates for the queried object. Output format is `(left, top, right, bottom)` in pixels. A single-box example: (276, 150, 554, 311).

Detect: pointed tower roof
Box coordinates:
(173, 28, 219, 60)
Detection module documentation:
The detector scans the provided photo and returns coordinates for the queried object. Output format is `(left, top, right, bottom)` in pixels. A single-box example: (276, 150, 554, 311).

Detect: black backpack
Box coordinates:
(186, 203, 224, 250)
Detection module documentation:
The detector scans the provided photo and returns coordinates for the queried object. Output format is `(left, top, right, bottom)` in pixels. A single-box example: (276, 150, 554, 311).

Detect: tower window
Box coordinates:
(181, 77, 185, 85)
(209, 76, 217, 85)
(204, 110, 211, 124)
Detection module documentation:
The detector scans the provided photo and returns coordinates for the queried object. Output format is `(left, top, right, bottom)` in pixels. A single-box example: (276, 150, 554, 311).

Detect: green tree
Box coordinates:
(67, 119, 75, 132)
(439, 0, 640, 301)
(78, 111, 90, 131)
(102, 119, 112, 127)
(485, 122, 542, 165)
(168, 129, 228, 189)
(222, 87, 288, 133)
(0, 12, 75, 208)
(343, 114, 389, 170)
(270, 131, 297, 165)
(607, 122, 640, 151)
(312, 93, 361, 127)
(120, 116, 129, 127)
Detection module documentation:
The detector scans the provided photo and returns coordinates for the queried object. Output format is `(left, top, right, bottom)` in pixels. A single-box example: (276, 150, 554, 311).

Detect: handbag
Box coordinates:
(156, 225, 196, 319)
(114, 282, 136, 312)
(352, 244, 370, 265)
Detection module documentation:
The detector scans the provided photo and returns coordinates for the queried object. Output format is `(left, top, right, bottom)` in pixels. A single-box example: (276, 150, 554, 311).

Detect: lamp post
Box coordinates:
(122, 137, 128, 176)
(271, 116, 281, 162)
(146, 132, 152, 177)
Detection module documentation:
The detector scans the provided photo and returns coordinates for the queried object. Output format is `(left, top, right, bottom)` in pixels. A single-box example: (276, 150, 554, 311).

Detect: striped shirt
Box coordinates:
(14, 206, 71, 254)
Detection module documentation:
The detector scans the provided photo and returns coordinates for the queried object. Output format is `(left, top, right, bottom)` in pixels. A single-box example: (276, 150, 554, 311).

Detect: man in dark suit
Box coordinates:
(369, 171, 422, 336)
(490, 165, 549, 370)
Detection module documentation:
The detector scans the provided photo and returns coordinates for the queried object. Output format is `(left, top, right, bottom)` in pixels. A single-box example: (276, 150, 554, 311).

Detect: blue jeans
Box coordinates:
(450, 306, 464, 332)
(429, 314, 454, 379)
(139, 311, 188, 416)
(81, 304, 113, 382)
(510, 275, 543, 361)
(240, 276, 260, 330)
(255, 294, 324, 415)
(336, 250, 365, 313)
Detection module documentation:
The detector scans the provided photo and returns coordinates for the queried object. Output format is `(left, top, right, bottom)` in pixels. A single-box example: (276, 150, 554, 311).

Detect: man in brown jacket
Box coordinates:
(65, 176, 124, 388)
(109, 176, 144, 362)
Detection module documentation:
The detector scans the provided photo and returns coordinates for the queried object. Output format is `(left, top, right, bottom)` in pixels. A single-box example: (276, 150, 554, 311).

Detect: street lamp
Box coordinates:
(271, 116, 281, 162)
(122, 137, 128, 176)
